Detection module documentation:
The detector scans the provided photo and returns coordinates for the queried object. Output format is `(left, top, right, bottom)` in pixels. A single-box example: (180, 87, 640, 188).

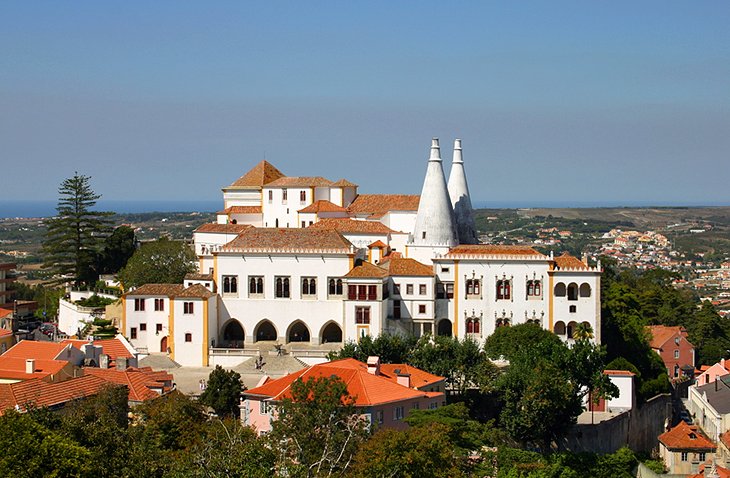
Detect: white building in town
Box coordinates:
(121, 138, 602, 366)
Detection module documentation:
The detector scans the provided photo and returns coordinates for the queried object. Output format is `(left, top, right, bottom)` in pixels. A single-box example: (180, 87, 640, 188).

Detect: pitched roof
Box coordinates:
(378, 258, 434, 277)
(2, 340, 69, 361)
(177, 283, 215, 299)
(85, 367, 174, 402)
(696, 381, 730, 414)
(647, 325, 691, 350)
(0, 375, 119, 414)
(308, 218, 395, 234)
(185, 273, 214, 281)
(369, 240, 388, 249)
(0, 328, 13, 338)
(194, 223, 251, 234)
(446, 245, 543, 257)
(659, 421, 716, 450)
(0, 356, 69, 380)
(688, 464, 730, 478)
(298, 200, 348, 214)
(344, 261, 389, 279)
(60, 337, 135, 362)
(379, 364, 444, 389)
(245, 358, 443, 407)
(218, 206, 262, 215)
(266, 176, 334, 187)
(553, 252, 590, 270)
(126, 284, 186, 297)
(220, 228, 353, 254)
(347, 194, 420, 217)
(0, 309, 12, 320)
(332, 179, 358, 187)
(228, 160, 285, 188)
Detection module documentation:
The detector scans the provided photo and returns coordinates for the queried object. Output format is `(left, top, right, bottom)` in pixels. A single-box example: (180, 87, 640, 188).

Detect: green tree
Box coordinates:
(327, 333, 418, 363)
(349, 423, 461, 478)
(136, 390, 207, 451)
(97, 225, 136, 274)
(269, 375, 370, 477)
(484, 323, 560, 361)
(43, 173, 114, 286)
(118, 237, 196, 289)
(199, 366, 243, 418)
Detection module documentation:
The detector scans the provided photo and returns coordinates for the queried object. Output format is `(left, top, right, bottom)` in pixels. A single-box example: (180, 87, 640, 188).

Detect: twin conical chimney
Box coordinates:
(411, 138, 458, 247)
(447, 139, 478, 244)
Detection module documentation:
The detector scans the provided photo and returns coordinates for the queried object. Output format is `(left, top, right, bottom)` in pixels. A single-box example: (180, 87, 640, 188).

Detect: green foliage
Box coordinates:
(327, 333, 418, 363)
(269, 375, 370, 477)
(493, 447, 637, 478)
(0, 410, 92, 477)
(9, 282, 64, 319)
(118, 237, 196, 289)
(199, 366, 243, 418)
(642, 459, 666, 474)
(136, 390, 207, 450)
(42, 173, 114, 286)
(484, 323, 560, 361)
(349, 423, 461, 478)
(75, 294, 115, 308)
(97, 225, 136, 274)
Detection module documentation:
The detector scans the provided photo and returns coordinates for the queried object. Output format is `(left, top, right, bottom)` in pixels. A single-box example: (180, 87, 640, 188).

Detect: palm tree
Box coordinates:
(573, 322, 594, 340)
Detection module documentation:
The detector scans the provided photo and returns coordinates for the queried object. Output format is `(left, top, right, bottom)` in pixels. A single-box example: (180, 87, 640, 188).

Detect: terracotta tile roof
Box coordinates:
(659, 421, 716, 451)
(2, 340, 68, 361)
(185, 273, 214, 281)
(647, 325, 691, 350)
(368, 240, 388, 249)
(298, 200, 348, 213)
(126, 284, 186, 297)
(721, 432, 730, 449)
(309, 218, 395, 234)
(0, 375, 119, 414)
(332, 179, 358, 187)
(266, 176, 334, 187)
(553, 252, 589, 270)
(381, 252, 402, 261)
(228, 160, 285, 188)
(0, 328, 12, 338)
(194, 223, 251, 234)
(85, 367, 174, 402)
(0, 356, 69, 380)
(60, 337, 135, 361)
(344, 261, 389, 279)
(218, 206, 263, 214)
(245, 358, 444, 407)
(378, 258, 434, 277)
(379, 364, 444, 389)
(446, 245, 542, 257)
(220, 228, 353, 254)
(688, 464, 730, 478)
(347, 194, 420, 217)
(0, 309, 12, 320)
(603, 370, 636, 376)
(177, 283, 215, 299)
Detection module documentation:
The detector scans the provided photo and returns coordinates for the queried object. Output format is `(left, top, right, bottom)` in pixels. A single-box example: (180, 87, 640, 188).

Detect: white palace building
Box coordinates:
(121, 139, 602, 367)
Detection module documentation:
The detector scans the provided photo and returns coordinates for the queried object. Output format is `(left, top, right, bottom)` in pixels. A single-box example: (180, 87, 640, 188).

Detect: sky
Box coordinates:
(1, 1, 729, 207)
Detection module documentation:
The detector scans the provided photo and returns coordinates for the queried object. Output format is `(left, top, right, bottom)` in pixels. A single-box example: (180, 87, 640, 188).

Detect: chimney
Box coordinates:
(582, 253, 589, 266)
(396, 372, 411, 388)
(116, 356, 128, 371)
(367, 356, 380, 375)
(100, 354, 110, 369)
(25, 358, 35, 374)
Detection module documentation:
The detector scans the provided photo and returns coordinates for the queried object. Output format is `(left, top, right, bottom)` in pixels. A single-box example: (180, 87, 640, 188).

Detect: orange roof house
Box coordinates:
(244, 358, 445, 434)
(84, 367, 174, 404)
(647, 325, 695, 380)
(226, 160, 286, 189)
(0, 341, 81, 383)
(659, 421, 716, 475)
(347, 194, 420, 219)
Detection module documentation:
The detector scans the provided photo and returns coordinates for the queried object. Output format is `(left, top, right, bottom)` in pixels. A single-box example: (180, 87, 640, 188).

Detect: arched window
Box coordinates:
(223, 277, 230, 293)
(567, 283, 579, 301)
(579, 283, 591, 298)
(554, 321, 566, 335)
(466, 279, 481, 297)
(527, 281, 534, 296)
(534, 281, 541, 296)
(275, 277, 290, 298)
(230, 277, 237, 294)
(302, 277, 316, 296)
(554, 282, 566, 297)
(466, 318, 481, 334)
(496, 280, 511, 300)
(495, 318, 510, 328)
(249, 276, 263, 295)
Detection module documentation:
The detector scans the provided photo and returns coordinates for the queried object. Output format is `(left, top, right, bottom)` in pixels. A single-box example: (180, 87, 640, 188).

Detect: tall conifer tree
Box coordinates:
(43, 173, 113, 286)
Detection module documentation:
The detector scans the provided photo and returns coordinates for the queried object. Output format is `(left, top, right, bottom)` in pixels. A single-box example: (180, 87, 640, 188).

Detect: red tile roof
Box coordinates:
(177, 283, 215, 299)
(266, 176, 334, 187)
(194, 223, 251, 234)
(126, 284, 186, 297)
(347, 194, 420, 217)
(84, 367, 174, 402)
(220, 228, 353, 253)
(218, 206, 262, 215)
(60, 337, 135, 362)
(379, 364, 444, 389)
(688, 464, 730, 478)
(0, 356, 69, 380)
(0, 328, 12, 338)
(369, 240, 388, 249)
(344, 261, 389, 279)
(659, 421, 715, 451)
(2, 340, 69, 361)
(446, 245, 542, 257)
(0, 375, 120, 414)
(332, 179, 358, 187)
(0, 309, 12, 320)
(309, 218, 395, 234)
(378, 258, 434, 277)
(185, 273, 214, 281)
(553, 252, 589, 270)
(647, 325, 692, 350)
(298, 200, 348, 214)
(245, 358, 444, 407)
(228, 160, 285, 188)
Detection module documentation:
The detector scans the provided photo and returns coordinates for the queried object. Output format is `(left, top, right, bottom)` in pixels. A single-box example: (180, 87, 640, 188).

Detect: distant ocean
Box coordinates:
(0, 199, 726, 219)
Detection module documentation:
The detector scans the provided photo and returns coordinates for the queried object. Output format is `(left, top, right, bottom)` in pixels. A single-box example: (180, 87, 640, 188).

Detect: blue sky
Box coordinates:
(1, 1, 728, 206)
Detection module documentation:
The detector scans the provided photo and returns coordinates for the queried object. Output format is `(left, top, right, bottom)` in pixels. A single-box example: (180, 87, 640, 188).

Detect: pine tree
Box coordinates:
(43, 173, 113, 286)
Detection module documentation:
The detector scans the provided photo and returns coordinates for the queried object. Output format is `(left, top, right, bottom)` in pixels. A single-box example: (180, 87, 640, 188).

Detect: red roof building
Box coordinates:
(0, 375, 122, 415)
(84, 366, 174, 404)
(243, 357, 445, 435)
(659, 421, 716, 475)
(647, 325, 696, 380)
